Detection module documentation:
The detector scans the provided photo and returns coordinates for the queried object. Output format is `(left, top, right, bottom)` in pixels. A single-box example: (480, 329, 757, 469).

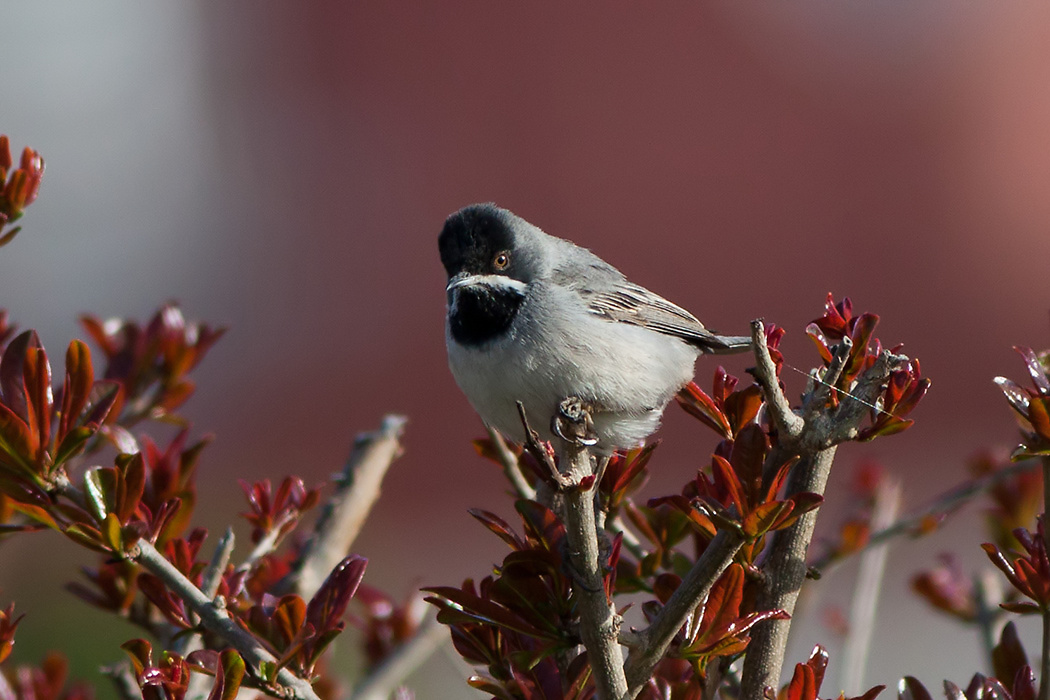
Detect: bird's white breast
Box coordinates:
(446, 282, 698, 452)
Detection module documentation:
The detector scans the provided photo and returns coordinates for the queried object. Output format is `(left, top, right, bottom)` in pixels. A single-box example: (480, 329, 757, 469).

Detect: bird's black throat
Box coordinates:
(449, 286, 523, 346)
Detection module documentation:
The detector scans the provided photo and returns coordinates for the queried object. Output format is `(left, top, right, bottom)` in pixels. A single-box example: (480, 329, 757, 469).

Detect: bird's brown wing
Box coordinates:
(583, 282, 750, 354)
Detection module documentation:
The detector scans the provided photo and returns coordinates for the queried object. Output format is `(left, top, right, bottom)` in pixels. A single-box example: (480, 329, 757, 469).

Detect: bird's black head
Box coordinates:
(438, 203, 531, 282)
(439, 204, 537, 346)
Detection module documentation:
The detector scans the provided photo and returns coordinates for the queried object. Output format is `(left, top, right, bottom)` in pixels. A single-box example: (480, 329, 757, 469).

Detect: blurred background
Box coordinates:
(1, 2, 1049, 696)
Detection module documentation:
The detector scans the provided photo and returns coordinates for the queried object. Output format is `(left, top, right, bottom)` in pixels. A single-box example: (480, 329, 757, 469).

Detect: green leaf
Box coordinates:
(258, 660, 278, 684)
(83, 468, 108, 522)
(63, 523, 108, 553)
(0, 226, 21, 248)
(209, 649, 245, 700)
(53, 425, 94, 467)
(0, 403, 38, 479)
(8, 500, 61, 532)
(103, 512, 123, 552)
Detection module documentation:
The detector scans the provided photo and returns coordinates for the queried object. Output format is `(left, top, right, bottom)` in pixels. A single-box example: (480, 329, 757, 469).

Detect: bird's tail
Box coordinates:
(694, 332, 752, 355)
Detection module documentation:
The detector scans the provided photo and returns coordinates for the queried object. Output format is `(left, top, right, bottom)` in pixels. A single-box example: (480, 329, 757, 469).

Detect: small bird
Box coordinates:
(439, 203, 750, 453)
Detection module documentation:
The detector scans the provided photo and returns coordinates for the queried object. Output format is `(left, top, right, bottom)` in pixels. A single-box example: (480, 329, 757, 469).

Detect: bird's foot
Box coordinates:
(552, 397, 599, 447)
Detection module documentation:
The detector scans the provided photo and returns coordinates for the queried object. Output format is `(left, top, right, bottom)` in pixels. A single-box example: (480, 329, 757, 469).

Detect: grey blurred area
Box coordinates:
(1, 2, 1049, 695)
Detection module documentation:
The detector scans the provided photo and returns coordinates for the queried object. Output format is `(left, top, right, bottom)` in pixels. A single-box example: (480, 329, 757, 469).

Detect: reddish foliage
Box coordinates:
(239, 477, 321, 545)
(0, 135, 44, 248)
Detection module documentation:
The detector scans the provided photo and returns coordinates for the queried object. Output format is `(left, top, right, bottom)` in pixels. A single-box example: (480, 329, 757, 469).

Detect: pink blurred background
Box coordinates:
(1, 3, 1049, 695)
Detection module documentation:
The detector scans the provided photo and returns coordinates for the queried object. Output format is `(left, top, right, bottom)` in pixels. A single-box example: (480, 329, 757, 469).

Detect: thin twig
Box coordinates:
(840, 477, 901, 694)
(201, 528, 236, 599)
(750, 320, 803, 439)
(623, 528, 745, 698)
(803, 337, 854, 421)
(237, 511, 296, 577)
(810, 459, 1039, 572)
(177, 528, 236, 700)
(295, 415, 406, 599)
(517, 401, 570, 489)
(130, 540, 321, 700)
(486, 425, 536, 500)
(974, 569, 1004, 667)
(350, 614, 448, 700)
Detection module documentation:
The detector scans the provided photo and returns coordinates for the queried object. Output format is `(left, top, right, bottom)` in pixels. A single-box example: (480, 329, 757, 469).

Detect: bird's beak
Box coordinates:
(446, 272, 478, 293)
(446, 273, 527, 295)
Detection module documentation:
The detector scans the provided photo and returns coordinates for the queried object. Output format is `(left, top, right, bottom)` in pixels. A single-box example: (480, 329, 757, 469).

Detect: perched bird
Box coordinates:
(439, 203, 750, 453)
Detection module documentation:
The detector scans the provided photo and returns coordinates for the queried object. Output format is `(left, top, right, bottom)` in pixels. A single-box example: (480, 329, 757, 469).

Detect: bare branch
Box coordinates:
(177, 528, 236, 699)
(130, 540, 321, 700)
(740, 448, 836, 700)
(624, 528, 745, 697)
(741, 346, 911, 700)
(559, 436, 628, 700)
(295, 415, 406, 599)
(841, 476, 901, 694)
(350, 614, 448, 700)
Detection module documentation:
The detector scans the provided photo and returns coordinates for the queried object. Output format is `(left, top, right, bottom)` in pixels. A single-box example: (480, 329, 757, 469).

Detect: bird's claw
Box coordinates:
(552, 397, 599, 446)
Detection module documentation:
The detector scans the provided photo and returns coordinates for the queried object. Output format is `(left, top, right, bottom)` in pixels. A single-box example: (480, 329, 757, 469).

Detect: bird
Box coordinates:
(439, 203, 750, 454)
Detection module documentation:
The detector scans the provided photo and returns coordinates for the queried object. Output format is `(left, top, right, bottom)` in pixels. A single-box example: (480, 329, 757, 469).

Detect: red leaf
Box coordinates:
(22, 346, 52, 463)
(699, 564, 744, 636)
(469, 508, 526, 550)
(423, 584, 554, 639)
(992, 621, 1029, 689)
(306, 555, 367, 635)
(785, 663, 818, 700)
(804, 645, 829, 691)
(743, 501, 793, 538)
(676, 382, 731, 438)
(0, 330, 37, 423)
(58, 340, 94, 441)
(1015, 346, 1050, 395)
(611, 441, 659, 494)
(1027, 398, 1050, 442)
(121, 638, 154, 675)
(724, 385, 764, 435)
(898, 676, 934, 700)
(730, 424, 768, 504)
(711, 455, 745, 514)
(996, 377, 1031, 419)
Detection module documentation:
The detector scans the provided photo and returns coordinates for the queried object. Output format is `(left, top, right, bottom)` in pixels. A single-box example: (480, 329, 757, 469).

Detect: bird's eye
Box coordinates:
(493, 252, 510, 270)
